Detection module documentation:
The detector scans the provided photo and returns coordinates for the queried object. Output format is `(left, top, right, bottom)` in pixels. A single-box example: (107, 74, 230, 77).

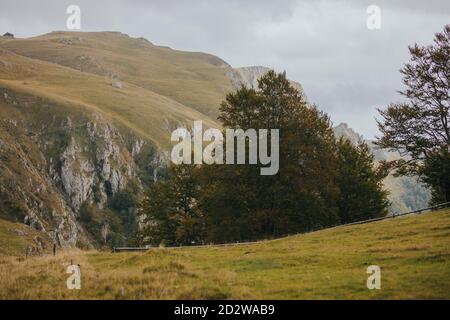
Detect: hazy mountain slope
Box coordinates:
(227, 66, 304, 93)
(227, 66, 274, 89)
(334, 123, 431, 214)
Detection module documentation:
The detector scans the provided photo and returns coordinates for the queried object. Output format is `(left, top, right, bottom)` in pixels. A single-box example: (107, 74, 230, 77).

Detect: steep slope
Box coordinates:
(0, 47, 219, 147)
(0, 31, 232, 119)
(0, 99, 86, 247)
(0, 42, 225, 247)
(0, 88, 138, 247)
(0, 217, 52, 256)
(334, 123, 431, 213)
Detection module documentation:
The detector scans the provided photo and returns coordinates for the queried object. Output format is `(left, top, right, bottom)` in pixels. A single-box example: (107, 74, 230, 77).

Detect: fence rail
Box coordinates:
(112, 247, 149, 253)
(344, 201, 450, 227)
(112, 201, 450, 253)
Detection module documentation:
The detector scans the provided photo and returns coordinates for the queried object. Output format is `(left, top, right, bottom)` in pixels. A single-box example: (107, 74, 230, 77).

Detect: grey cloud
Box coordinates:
(0, 0, 449, 137)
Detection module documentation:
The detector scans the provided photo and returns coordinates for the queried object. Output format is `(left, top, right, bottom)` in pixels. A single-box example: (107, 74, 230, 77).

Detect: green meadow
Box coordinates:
(1, 208, 449, 299)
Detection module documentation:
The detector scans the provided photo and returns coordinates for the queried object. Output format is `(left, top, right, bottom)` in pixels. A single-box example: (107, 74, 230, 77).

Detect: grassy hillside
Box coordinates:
(0, 31, 232, 119)
(0, 47, 218, 148)
(0, 218, 52, 256)
(1, 209, 448, 299)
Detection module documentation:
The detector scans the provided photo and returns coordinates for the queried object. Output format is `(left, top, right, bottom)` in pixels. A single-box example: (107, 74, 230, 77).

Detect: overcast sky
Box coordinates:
(1, 0, 449, 138)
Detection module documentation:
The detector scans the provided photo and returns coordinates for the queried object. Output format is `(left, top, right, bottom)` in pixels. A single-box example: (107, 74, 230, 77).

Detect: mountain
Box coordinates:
(0, 31, 312, 247)
(0, 31, 428, 247)
(333, 123, 431, 213)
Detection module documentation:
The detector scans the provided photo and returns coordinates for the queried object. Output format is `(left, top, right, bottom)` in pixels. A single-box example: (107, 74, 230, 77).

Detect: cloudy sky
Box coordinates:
(1, 0, 449, 138)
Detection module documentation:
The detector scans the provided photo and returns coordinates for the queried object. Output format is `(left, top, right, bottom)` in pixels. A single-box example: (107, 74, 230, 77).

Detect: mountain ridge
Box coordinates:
(0, 31, 429, 247)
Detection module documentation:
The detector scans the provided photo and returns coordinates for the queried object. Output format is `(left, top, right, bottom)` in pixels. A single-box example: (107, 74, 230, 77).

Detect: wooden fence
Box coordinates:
(112, 201, 450, 253)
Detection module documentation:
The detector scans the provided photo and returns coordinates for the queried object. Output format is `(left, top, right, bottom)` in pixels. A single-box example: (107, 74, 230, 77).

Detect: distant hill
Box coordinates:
(333, 123, 431, 214)
(0, 31, 232, 119)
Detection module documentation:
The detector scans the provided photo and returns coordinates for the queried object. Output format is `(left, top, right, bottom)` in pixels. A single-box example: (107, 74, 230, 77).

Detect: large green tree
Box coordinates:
(199, 71, 387, 242)
(200, 71, 341, 242)
(335, 138, 389, 223)
(138, 71, 389, 245)
(376, 25, 450, 203)
(138, 165, 205, 246)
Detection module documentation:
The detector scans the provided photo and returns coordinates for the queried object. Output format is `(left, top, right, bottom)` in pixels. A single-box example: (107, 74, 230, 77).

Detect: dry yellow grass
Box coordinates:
(0, 48, 218, 148)
(0, 31, 232, 119)
(0, 209, 449, 299)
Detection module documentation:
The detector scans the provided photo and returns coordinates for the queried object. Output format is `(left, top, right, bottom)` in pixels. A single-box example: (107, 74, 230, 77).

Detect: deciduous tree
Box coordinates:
(376, 25, 450, 203)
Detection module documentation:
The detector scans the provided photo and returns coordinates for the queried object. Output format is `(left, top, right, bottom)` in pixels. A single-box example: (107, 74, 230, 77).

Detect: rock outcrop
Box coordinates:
(0, 88, 163, 247)
(226, 66, 304, 94)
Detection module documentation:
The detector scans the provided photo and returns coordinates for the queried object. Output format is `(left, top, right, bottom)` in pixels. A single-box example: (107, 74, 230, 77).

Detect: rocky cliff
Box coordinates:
(0, 31, 223, 247)
(0, 88, 165, 247)
(226, 66, 304, 93)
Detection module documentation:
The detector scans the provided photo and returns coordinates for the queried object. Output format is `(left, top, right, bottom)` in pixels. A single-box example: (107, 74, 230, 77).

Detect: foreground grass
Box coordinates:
(0, 209, 449, 299)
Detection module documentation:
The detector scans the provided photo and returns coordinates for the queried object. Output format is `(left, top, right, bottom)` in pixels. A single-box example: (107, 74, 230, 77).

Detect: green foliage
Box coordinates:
(134, 143, 168, 186)
(78, 201, 127, 248)
(335, 138, 389, 223)
(376, 25, 450, 203)
(139, 165, 206, 246)
(138, 70, 389, 245)
(421, 147, 450, 204)
(107, 187, 139, 240)
(206, 71, 342, 240)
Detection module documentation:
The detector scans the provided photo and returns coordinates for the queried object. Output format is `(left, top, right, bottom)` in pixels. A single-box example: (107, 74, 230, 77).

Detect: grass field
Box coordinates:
(0, 209, 449, 299)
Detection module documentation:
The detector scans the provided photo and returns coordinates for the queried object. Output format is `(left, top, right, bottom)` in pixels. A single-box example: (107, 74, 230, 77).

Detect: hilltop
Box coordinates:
(0, 31, 289, 120)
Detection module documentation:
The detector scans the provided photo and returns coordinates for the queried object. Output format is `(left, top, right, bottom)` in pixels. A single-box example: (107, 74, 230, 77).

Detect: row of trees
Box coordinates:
(136, 70, 389, 246)
(137, 24, 449, 247)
